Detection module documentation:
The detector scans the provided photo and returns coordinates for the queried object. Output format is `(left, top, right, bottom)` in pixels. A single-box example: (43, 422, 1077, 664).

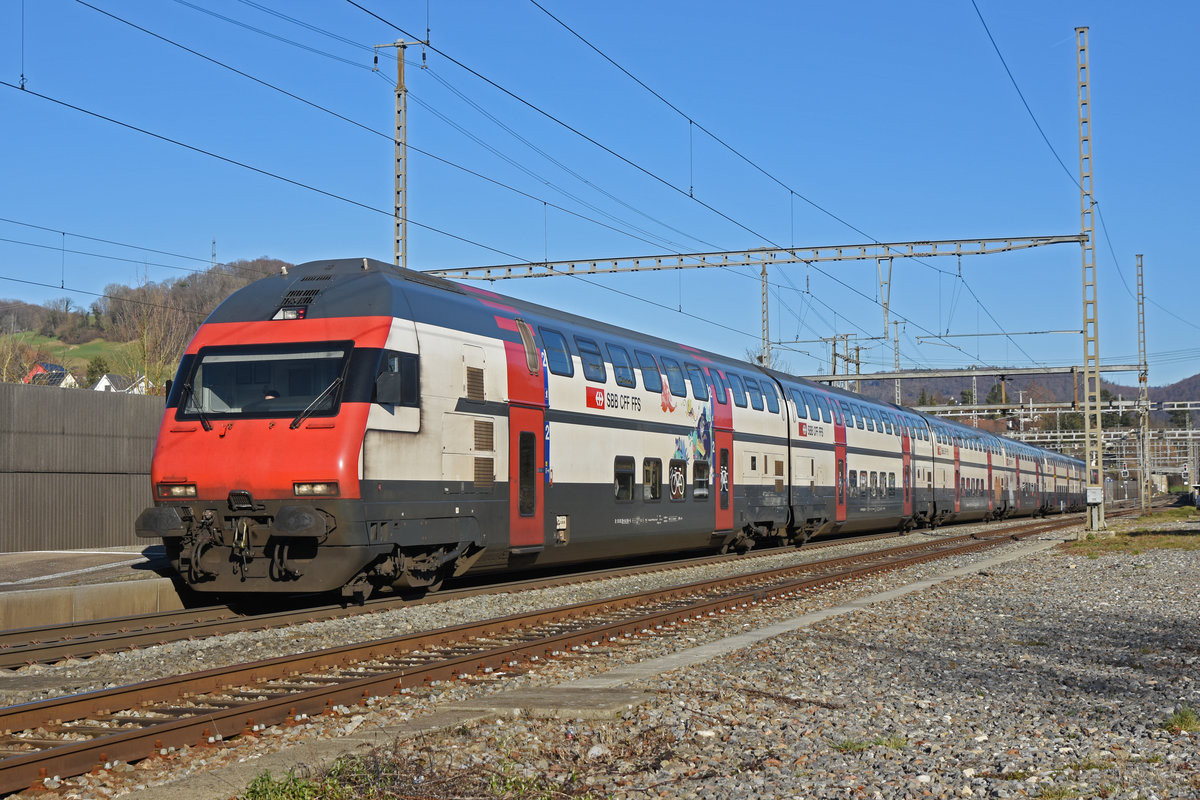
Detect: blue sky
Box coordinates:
(1, 1, 1195, 387)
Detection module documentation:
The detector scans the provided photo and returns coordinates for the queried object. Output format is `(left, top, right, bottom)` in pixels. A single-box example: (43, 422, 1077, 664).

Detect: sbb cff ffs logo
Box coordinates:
(586, 387, 606, 410)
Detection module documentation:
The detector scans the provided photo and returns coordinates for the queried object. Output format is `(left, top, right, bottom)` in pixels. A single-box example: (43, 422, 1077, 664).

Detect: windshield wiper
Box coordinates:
(182, 382, 212, 431)
(290, 376, 343, 430)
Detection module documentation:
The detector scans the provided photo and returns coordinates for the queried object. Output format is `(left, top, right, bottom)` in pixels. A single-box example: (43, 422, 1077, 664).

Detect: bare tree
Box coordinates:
(108, 278, 202, 394)
(0, 335, 44, 383)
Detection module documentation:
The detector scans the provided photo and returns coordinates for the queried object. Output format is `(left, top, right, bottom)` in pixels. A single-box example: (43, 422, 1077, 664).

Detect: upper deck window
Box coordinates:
(661, 357, 687, 398)
(761, 380, 780, 414)
(706, 367, 727, 404)
(575, 336, 606, 383)
(540, 328, 574, 377)
(607, 344, 636, 388)
(726, 373, 748, 407)
(635, 350, 663, 393)
(743, 377, 765, 411)
(686, 364, 710, 402)
(790, 388, 808, 419)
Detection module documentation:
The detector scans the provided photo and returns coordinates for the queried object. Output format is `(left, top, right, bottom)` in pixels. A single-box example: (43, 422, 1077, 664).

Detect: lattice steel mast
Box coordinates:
(1136, 254, 1150, 511)
(1077, 27, 1105, 531)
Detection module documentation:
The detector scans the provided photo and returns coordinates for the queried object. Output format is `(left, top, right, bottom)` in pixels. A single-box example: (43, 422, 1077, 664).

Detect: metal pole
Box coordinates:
(892, 321, 901, 404)
(1077, 26, 1105, 531)
(1136, 254, 1149, 511)
(761, 264, 770, 368)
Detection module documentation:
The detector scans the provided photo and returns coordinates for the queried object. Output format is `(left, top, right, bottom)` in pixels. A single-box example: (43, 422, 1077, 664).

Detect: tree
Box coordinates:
(1168, 408, 1193, 428)
(960, 388, 975, 406)
(0, 336, 51, 383)
(85, 356, 110, 387)
(108, 278, 199, 395)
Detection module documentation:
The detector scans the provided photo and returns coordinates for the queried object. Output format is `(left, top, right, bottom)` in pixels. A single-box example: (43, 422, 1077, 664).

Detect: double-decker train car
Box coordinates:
(136, 258, 1085, 599)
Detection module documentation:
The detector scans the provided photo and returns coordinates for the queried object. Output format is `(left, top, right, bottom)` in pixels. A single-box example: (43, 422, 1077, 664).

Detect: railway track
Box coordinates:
(0, 531, 906, 670)
(0, 513, 1093, 795)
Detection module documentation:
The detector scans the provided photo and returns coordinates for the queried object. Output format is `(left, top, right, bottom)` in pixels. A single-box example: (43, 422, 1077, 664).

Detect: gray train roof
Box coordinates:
(203, 258, 1081, 467)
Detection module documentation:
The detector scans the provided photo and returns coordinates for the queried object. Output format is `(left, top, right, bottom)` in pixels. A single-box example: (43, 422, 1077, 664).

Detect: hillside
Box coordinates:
(0, 257, 287, 387)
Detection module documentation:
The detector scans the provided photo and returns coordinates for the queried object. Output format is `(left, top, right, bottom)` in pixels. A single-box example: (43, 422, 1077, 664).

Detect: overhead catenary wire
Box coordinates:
(0, 80, 536, 265)
(76, 0, 714, 260)
(140, 0, 995, 368)
(519, 0, 1044, 365)
(0, 216, 211, 264)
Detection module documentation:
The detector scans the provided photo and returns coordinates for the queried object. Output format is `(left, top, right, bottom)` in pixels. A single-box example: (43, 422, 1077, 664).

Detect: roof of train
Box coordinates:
(203, 258, 1082, 468)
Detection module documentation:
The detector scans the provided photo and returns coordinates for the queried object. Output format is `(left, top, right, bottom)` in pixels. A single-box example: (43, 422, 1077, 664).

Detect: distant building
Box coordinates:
(23, 361, 66, 384)
(28, 368, 79, 389)
(23, 362, 79, 388)
(91, 373, 149, 395)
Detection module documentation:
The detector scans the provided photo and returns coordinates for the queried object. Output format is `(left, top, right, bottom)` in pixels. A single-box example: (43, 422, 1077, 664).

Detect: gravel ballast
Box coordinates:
(7, 518, 1199, 799)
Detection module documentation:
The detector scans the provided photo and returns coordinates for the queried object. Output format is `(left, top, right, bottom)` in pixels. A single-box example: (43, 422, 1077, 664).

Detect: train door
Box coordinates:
(505, 323, 546, 550)
(953, 444, 961, 514)
(1035, 460, 1044, 513)
(508, 407, 545, 547)
(709, 368, 734, 532)
(986, 450, 994, 515)
(832, 399, 847, 523)
(1014, 460, 1022, 514)
(901, 428, 912, 518)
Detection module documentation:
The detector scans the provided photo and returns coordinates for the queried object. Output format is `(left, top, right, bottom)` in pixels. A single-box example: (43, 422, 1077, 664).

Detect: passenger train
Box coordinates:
(136, 258, 1086, 599)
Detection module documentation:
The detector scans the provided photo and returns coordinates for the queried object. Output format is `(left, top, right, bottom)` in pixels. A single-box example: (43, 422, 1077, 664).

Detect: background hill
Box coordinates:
(0, 257, 287, 388)
(2, 258, 1197, 417)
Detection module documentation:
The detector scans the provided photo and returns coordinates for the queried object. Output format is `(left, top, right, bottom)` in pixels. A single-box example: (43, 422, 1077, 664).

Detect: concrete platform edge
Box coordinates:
(0, 578, 185, 629)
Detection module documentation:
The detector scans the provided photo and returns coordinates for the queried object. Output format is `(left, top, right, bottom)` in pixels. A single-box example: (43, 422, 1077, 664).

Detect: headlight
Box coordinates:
(157, 483, 197, 498)
(294, 482, 339, 496)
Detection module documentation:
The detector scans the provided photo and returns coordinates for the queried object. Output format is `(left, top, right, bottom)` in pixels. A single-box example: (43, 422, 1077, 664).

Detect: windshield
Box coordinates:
(178, 342, 352, 420)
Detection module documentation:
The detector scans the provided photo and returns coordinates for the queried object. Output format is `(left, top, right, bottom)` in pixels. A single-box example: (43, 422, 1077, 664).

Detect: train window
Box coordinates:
(790, 389, 808, 420)
(514, 319, 540, 375)
(643, 458, 662, 501)
(614, 457, 635, 502)
(743, 377, 765, 411)
(607, 344, 636, 388)
(540, 328, 574, 377)
(634, 350, 663, 393)
(870, 471, 878, 499)
(694, 461, 710, 498)
(661, 356, 687, 398)
(705, 368, 727, 404)
(575, 337, 607, 383)
(375, 350, 419, 407)
(669, 459, 687, 501)
(888, 472, 896, 497)
(825, 397, 842, 425)
(720, 449, 729, 509)
(817, 395, 833, 423)
(858, 405, 874, 431)
(518, 432, 536, 516)
(182, 341, 353, 420)
(860, 470, 868, 496)
(761, 381, 780, 414)
(685, 364, 710, 401)
(802, 391, 821, 421)
(726, 373, 748, 407)
(848, 469, 858, 497)
(846, 402, 863, 429)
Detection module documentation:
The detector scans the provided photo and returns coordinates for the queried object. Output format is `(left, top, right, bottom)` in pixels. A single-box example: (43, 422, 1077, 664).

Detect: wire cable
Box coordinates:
(76, 0, 710, 258)
(0, 216, 211, 264)
(528, 0, 875, 242)
(0, 80, 535, 264)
